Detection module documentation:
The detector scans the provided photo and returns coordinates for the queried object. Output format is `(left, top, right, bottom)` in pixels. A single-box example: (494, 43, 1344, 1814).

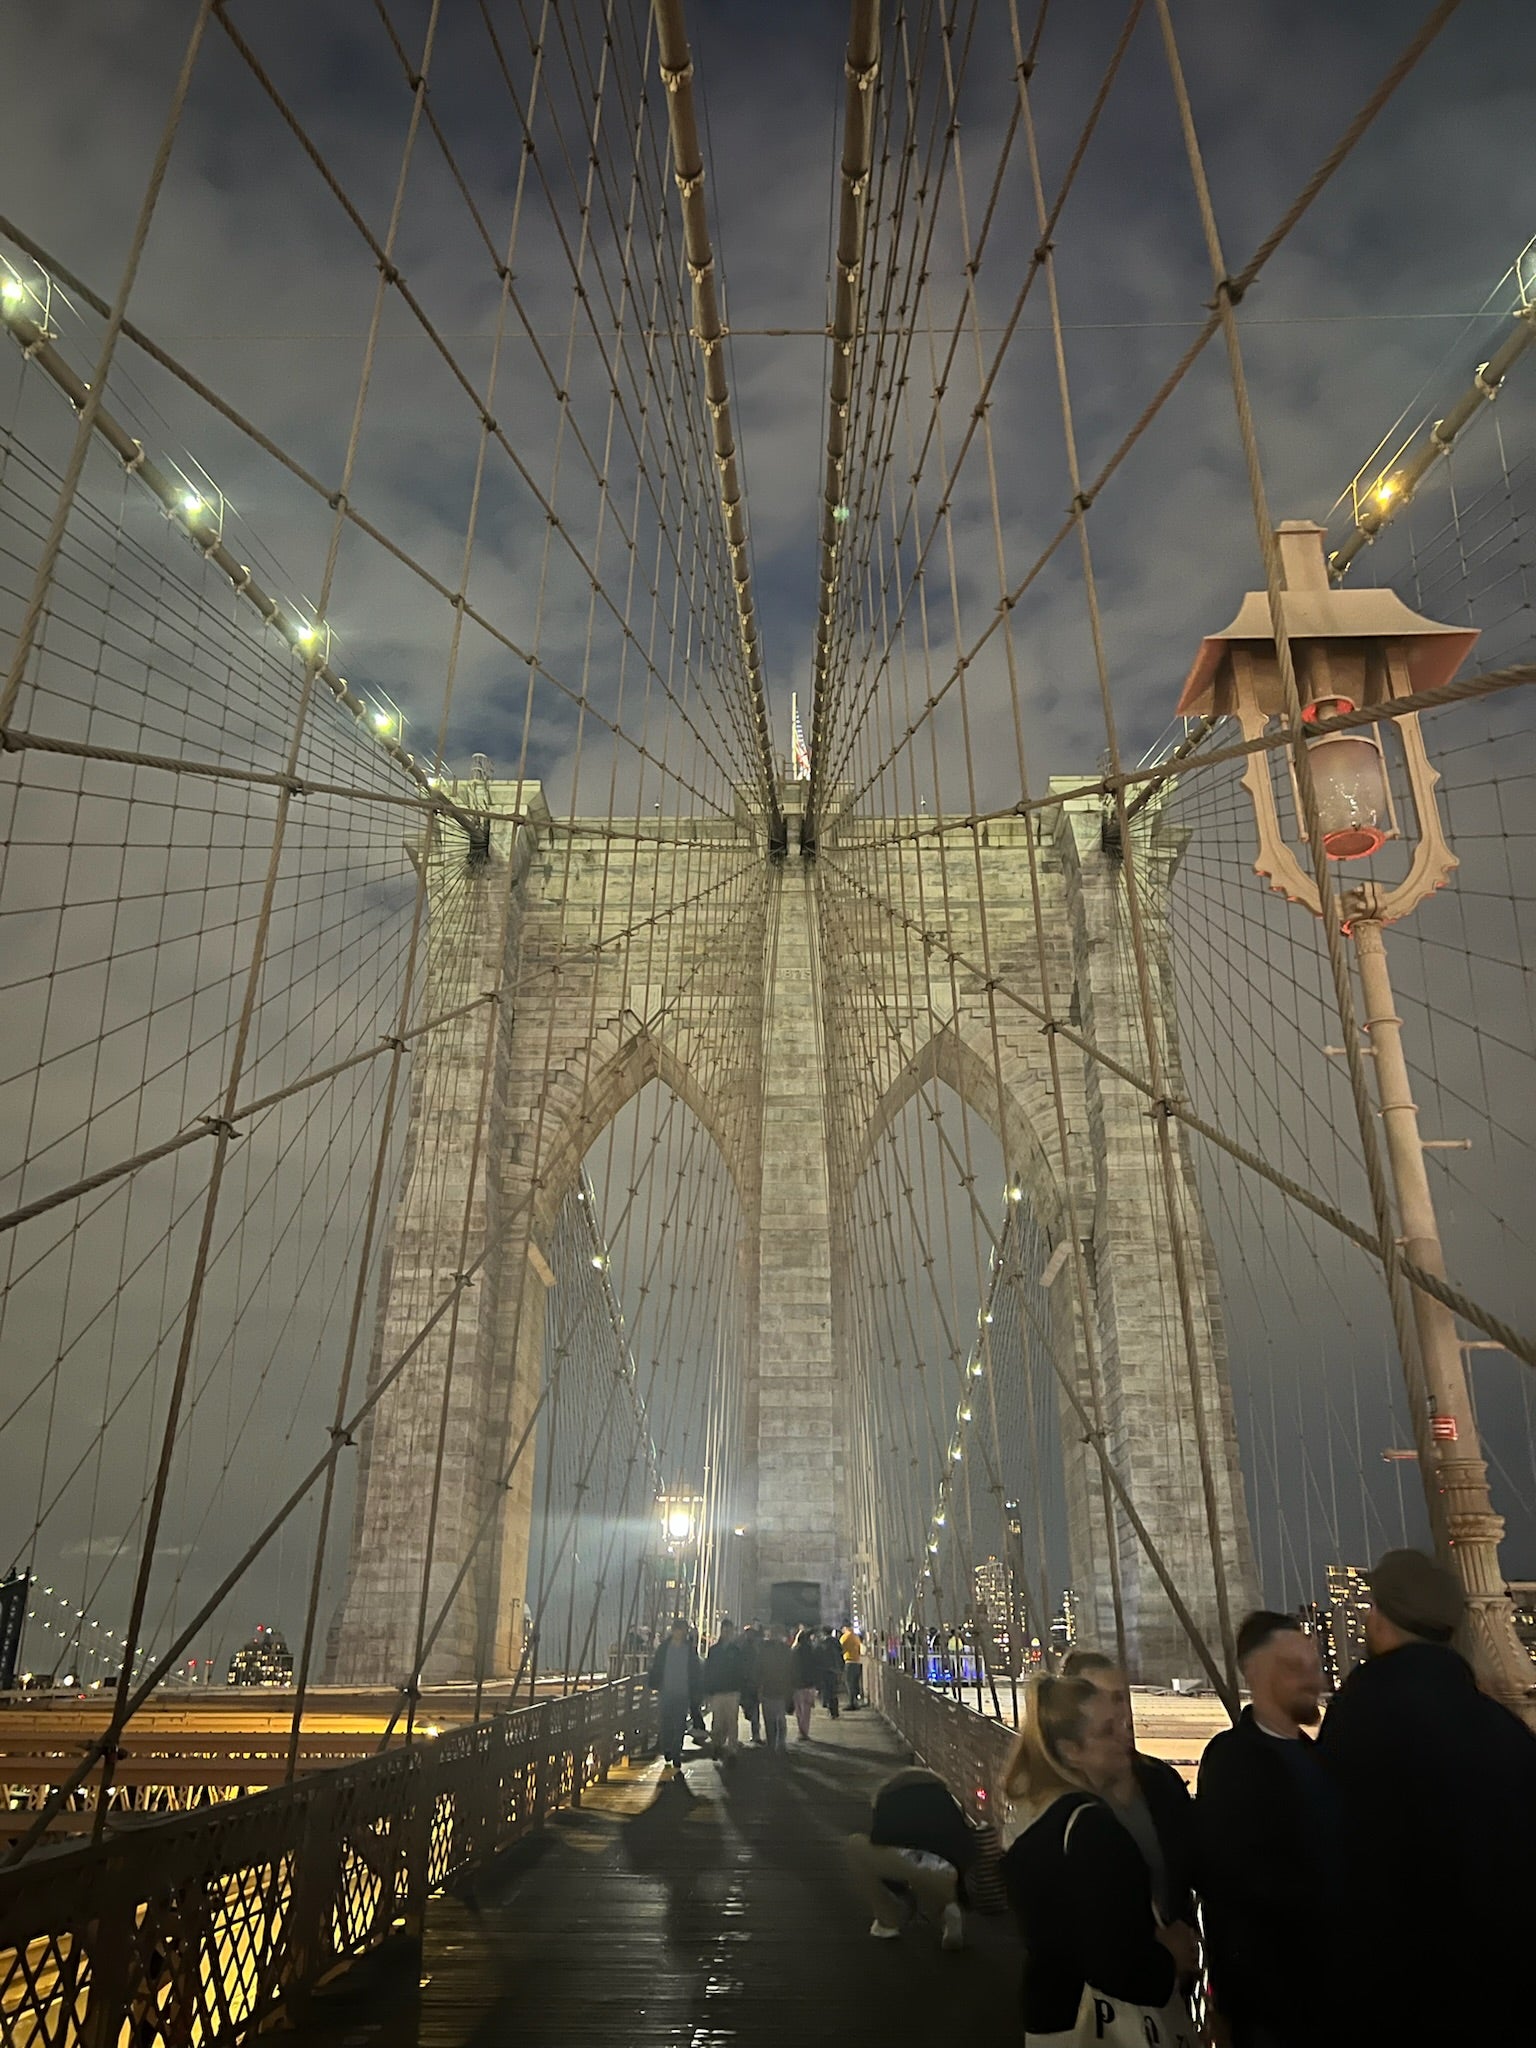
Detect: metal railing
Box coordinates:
(0, 1680, 648, 2048)
(869, 1660, 1014, 1824)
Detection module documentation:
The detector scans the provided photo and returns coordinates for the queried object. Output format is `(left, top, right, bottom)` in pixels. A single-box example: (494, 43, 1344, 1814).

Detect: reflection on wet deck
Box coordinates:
(289, 1711, 1021, 2048)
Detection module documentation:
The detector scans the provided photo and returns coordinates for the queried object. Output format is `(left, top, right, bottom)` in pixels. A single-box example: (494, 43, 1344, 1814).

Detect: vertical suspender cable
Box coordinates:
(651, 0, 785, 852)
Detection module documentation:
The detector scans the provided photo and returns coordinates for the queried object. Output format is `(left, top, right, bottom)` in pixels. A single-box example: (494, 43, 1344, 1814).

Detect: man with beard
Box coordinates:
(1196, 1610, 1340, 2048)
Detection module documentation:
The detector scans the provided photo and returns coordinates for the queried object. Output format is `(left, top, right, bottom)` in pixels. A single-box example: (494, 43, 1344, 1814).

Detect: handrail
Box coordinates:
(0, 1680, 649, 2048)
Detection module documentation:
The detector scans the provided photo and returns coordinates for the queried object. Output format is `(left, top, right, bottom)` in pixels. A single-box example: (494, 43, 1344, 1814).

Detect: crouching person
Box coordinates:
(845, 1766, 975, 1950)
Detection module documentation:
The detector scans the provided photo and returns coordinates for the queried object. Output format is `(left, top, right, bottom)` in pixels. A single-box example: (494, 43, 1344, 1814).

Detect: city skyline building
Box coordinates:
(227, 1624, 294, 1688)
(1325, 1564, 1372, 1687)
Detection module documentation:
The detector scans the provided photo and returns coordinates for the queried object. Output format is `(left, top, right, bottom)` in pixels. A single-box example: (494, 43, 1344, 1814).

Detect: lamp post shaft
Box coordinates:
(1352, 913, 1533, 1714)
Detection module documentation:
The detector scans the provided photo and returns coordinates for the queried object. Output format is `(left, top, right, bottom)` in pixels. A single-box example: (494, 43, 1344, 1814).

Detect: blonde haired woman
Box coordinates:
(999, 1675, 1195, 2044)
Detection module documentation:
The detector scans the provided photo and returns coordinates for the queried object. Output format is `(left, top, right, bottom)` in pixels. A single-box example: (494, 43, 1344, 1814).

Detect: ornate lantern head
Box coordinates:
(1176, 521, 1477, 921)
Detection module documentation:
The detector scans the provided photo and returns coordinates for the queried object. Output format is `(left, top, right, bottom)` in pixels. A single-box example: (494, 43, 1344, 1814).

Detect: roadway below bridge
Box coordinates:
(283, 1709, 1023, 2048)
(0, 1682, 597, 1841)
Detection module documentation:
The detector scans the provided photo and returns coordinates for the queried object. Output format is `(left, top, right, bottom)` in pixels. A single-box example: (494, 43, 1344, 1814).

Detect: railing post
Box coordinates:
(79, 1889, 137, 2048)
(281, 1779, 340, 2025)
(397, 1748, 434, 1948)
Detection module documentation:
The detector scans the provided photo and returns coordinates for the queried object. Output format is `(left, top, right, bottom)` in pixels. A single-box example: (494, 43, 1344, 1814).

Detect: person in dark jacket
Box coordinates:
(700, 1617, 749, 1760)
(1061, 1649, 1198, 1944)
(1316, 1548, 1536, 2048)
(817, 1627, 843, 1717)
(737, 1623, 763, 1743)
(1000, 1675, 1195, 2041)
(646, 1617, 702, 1778)
(756, 1626, 794, 1750)
(790, 1626, 820, 1740)
(847, 1767, 976, 1948)
(1197, 1609, 1341, 2048)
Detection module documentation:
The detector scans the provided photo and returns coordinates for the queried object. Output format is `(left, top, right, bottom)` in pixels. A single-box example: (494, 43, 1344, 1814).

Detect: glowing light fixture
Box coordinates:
(1176, 519, 1472, 919)
(666, 1508, 694, 1541)
(182, 491, 205, 516)
(0, 278, 23, 307)
(1308, 731, 1390, 860)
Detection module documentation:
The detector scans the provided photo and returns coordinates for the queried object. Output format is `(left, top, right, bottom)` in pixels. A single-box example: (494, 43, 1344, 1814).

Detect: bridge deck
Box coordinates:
(293, 1710, 1021, 2047)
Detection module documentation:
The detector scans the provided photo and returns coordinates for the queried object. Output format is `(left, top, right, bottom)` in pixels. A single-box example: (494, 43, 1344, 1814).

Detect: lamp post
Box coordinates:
(1179, 521, 1531, 1708)
(657, 1490, 703, 1627)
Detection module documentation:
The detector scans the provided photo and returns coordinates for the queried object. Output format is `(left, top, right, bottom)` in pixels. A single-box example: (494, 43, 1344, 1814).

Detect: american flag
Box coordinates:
(791, 693, 811, 780)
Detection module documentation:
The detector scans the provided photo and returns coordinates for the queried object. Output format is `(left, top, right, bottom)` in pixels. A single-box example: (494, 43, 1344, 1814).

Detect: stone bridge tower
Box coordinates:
(331, 779, 1254, 1687)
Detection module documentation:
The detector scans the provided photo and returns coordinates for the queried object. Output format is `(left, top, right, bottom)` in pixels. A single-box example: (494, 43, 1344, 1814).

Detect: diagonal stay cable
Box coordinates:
(834, 0, 1467, 815)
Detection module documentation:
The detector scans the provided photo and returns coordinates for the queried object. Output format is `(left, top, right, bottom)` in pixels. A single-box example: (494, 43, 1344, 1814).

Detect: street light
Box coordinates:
(1178, 518, 1531, 1707)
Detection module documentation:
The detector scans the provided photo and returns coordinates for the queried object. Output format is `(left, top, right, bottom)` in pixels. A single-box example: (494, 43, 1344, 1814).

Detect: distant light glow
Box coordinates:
(590, 1252, 607, 1270)
(666, 1509, 694, 1541)
(1374, 479, 1397, 507)
(371, 709, 398, 736)
(0, 279, 23, 307)
(182, 492, 205, 516)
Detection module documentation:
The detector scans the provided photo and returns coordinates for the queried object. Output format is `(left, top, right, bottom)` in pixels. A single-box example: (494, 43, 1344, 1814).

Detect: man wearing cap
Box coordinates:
(1316, 1548, 1536, 2046)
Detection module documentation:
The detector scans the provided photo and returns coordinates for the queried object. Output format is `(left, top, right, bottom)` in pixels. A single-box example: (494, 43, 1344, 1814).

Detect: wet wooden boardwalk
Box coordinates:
(293, 1708, 1023, 2047)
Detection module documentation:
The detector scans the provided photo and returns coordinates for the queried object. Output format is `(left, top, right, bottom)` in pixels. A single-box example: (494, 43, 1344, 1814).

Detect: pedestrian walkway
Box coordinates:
(291, 1710, 1022, 2046)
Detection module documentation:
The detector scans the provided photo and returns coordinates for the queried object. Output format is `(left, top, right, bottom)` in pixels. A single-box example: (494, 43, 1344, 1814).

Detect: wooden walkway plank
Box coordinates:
(290, 1711, 1022, 2047)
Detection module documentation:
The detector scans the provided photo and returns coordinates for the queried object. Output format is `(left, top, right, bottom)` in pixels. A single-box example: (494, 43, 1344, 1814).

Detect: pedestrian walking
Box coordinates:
(846, 1766, 975, 1949)
(817, 1626, 843, 1718)
(1058, 1648, 1198, 1945)
(738, 1622, 763, 1744)
(687, 1623, 707, 1738)
(839, 1620, 865, 1709)
(1196, 1610, 1341, 2048)
(700, 1617, 748, 1760)
(756, 1625, 794, 1751)
(1316, 1548, 1536, 2047)
(791, 1625, 821, 1740)
(1000, 1675, 1196, 2045)
(646, 1616, 701, 1780)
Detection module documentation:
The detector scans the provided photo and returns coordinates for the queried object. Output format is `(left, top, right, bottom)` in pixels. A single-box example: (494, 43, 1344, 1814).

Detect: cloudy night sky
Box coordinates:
(1, 0, 1533, 1675)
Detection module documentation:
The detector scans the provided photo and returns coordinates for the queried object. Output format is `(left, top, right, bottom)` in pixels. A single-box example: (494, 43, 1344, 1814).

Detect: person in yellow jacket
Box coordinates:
(839, 1621, 866, 1710)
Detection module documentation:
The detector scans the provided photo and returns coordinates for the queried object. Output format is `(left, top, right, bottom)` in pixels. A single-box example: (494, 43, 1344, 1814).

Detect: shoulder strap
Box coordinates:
(1060, 1794, 1100, 1853)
